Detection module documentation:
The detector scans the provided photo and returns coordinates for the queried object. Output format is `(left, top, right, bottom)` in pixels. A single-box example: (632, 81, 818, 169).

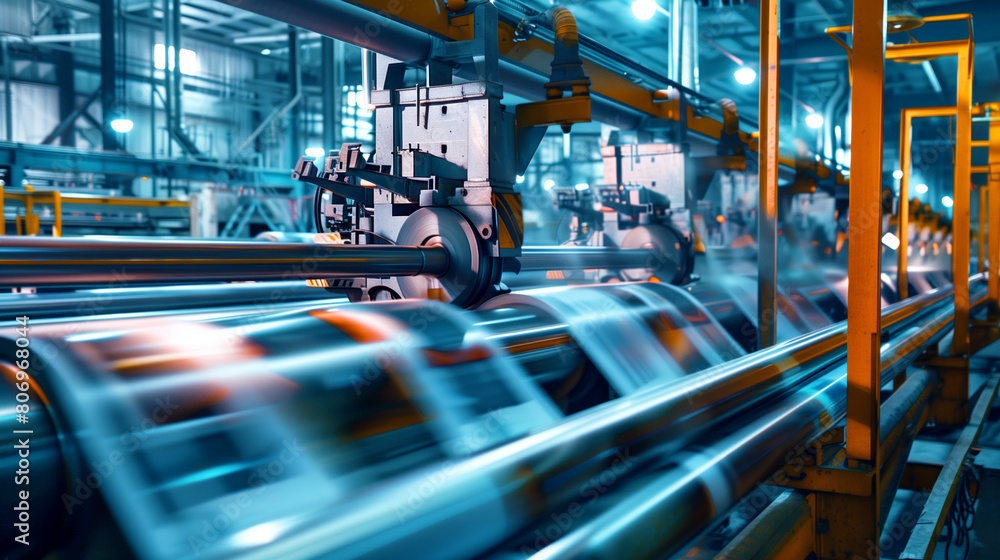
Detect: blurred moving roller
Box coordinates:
(0, 275, 983, 560)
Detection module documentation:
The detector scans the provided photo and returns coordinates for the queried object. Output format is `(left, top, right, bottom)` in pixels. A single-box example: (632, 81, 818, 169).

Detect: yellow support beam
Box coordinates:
(757, 0, 779, 350)
(1, 189, 190, 236)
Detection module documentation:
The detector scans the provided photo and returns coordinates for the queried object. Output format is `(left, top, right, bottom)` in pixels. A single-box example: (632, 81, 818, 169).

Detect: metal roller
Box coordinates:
(0, 277, 980, 560)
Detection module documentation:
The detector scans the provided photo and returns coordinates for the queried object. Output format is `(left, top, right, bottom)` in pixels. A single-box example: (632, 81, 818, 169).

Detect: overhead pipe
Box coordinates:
(822, 76, 848, 161)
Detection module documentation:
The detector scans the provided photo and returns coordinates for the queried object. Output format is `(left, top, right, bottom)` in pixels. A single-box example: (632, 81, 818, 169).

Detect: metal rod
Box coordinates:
(516, 246, 659, 272)
(757, 0, 779, 350)
(0, 237, 450, 285)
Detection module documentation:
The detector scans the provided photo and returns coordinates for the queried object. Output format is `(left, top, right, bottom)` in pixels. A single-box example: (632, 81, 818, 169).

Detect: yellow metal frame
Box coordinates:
(898, 104, 999, 331)
(804, 11, 978, 560)
(0, 187, 189, 237)
(757, 0, 779, 350)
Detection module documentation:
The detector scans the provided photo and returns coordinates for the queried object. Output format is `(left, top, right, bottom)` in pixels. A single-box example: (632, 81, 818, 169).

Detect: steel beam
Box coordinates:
(844, 3, 887, 560)
(991, 115, 1000, 316)
(99, 0, 120, 152)
(898, 109, 913, 299)
(757, 0, 779, 350)
(952, 44, 974, 355)
(0, 142, 295, 187)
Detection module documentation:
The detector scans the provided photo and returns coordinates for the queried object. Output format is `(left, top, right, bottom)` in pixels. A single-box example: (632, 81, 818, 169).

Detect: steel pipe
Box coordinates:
(1, 278, 980, 560)
(517, 246, 659, 272)
(170, 279, 971, 560)
(521, 290, 983, 560)
(0, 281, 345, 320)
(0, 236, 450, 286)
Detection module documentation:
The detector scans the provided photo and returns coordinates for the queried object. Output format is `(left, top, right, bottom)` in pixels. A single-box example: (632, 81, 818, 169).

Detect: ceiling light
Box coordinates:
(631, 0, 658, 21)
(892, 170, 903, 180)
(516, 175, 525, 184)
(881, 232, 900, 250)
(805, 113, 824, 129)
(734, 66, 756, 85)
(543, 179, 556, 191)
(941, 195, 953, 208)
(305, 147, 326, 158)
(575, 183, 590, 191)
(109, 118, 134, 133)
(915, 183, 928, 194)
(261, 48, 271, 55)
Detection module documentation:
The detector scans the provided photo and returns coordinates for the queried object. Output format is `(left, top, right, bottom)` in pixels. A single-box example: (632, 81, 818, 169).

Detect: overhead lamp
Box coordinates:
(631, 0, 658, 21)
(575, 183, 590, 191)
(305, 147, 326, 158)
(543, 179, 556, 191)
(734, 66, 756, 85)
(805, 113, 824, 129)
(516, 175, 525, 184)
(887, 4, 924, 33)
(881, 232, 900, 250)
(941, 195, 953, 208)
(261, 48, 271, 55)
(110, 118, 134, 133)
(915, 183, 928, 194)
(892, 170, 903, 180)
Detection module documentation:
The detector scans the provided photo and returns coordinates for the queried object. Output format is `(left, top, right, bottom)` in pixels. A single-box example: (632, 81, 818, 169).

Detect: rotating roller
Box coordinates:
(0, 277, 980, 560)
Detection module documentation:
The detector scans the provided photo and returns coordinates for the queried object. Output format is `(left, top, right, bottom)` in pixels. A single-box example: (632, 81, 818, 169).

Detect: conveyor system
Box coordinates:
(0, 274, 987, 560)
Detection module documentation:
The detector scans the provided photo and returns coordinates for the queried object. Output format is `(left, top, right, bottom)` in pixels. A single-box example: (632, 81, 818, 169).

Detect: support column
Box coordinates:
(990, 115, 1000, 318)
(951, 46, 973, 355)
(321, 38, 343, 153)
(100, 0, 120, 151)
(757, 0, 779, 350)
(54, 10, 76, 147)
(898, 110, 912, 299)
(841, 1, 887, 559)
(287, 27, 302, 170)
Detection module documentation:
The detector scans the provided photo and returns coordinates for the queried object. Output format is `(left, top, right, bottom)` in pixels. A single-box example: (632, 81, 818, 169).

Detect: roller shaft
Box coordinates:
(0, 236, 450, 286)
(517, 246, 659, 271)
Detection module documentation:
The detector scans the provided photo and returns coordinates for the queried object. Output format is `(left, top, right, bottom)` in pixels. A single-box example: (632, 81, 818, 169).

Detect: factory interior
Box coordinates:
(4, 0, 1000, 559)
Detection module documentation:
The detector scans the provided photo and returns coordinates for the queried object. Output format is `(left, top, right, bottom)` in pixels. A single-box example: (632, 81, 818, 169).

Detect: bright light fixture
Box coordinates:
(805, 113, 824, 129)
(261, 48, 271, 55)
(631, 0, 658, 21)
(881, 232, 900, 250)
(734, 66, 756, 85)
(941, 195, 954, 208)
(915, 183, 928, 194)
(154, 44, 199, 75)
(110, 118, 134, 133)
(516, 175, 525, 184)
(575, 183, 590, 191)
(305, 147, 326, 158)
(892, 169, 903, 180)
(543, 179, 556, 191)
